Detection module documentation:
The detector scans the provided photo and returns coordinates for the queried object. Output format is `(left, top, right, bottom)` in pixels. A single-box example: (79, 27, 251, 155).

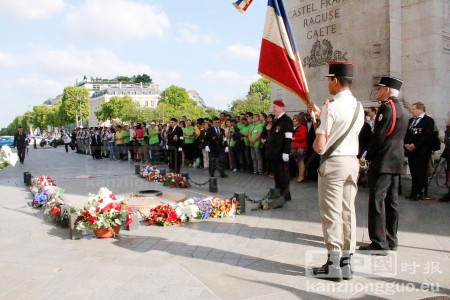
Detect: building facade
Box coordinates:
(87, 83, 161, 126)
(273, 0, 450, 132)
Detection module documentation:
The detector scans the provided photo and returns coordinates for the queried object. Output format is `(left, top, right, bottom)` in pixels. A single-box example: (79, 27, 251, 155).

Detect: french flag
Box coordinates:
(258, 0, 308, 103)
(232, 0, 253, 14)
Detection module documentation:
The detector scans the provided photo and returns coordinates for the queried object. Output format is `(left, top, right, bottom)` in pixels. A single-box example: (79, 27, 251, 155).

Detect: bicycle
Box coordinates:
(428, 156, 448, 188)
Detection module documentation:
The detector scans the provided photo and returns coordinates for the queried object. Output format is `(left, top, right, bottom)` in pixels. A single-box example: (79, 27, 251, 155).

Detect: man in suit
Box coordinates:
(404, 102, 436, 200)
(167, 118, 184, 174)
(262, 100, 293, 209)
(359, 76, 409, 254)
(205, 117, 228, 178)
(13, 126, 27, 164)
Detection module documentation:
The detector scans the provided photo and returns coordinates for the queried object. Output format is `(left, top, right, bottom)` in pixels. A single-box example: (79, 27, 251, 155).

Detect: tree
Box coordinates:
(120, 100, 142, 122)
(159, 85, 195, 107)
(229, 78, 271, 115)
(21, 111, 34, 129)
(33, 105, 53, 129)
(115, 76, 131, 82)
(230, 93, 271, 116)
(248, 78, 271, 101)
(133, 74, 152, 84)
(95, 96, 135, 122)
(47, 103, 65, 129)
(60, 86, 90, 126)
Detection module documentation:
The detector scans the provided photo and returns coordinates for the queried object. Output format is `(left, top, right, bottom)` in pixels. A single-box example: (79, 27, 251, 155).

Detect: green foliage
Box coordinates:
(60, 87, 90, 125)
(33, 105, 53, 129)
(159, 85, 195, 107)
(115, 76, 131, 82)
(95, 96, 135, 122)
(249, 78, 271, 101)
(230, 95, 270, 116)
(21, 111, 34, 129)
(47, 103, 65, 127)
(133, 74, 152, 84)
(120, 101, 142, 122)
(230, 78, 271, 116)
(204, 107, 220, 119)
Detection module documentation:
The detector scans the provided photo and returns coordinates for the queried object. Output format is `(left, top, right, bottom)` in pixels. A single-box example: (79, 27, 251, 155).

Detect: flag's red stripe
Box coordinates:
(258, 39, 307, 100)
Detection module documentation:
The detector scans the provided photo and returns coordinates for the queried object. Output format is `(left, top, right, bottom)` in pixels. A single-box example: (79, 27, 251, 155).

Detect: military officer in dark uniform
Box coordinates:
(262, 100, 293, 209)
(404, 102, 436, 200)
(13, 126, 27, 164)
(205, 117, 228, 178)
(167, 118, 184, 174)
(359, 76, 409, 253)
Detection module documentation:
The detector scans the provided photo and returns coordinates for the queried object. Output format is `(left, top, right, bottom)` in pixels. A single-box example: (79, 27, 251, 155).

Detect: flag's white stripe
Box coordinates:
(262, 6, 296, 61)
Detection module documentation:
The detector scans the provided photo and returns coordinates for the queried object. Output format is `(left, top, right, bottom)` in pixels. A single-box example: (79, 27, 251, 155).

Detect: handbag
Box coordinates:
(320, 101, 362, 166)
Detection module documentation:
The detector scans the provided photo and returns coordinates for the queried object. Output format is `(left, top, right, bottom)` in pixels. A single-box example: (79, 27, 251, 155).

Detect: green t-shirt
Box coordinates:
(140, 131, 148, 145)
(149, 127, 159, 145)
(229, 127, 236, 148)
(240, 125, 250, 146)
(237, 122, 244, 131)
(183, 126, 195, 144)
(122, 130, 130, 144)
(250, 122, 264, 148)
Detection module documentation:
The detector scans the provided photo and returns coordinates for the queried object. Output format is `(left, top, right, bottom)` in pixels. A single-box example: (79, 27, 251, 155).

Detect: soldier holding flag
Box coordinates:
(308, 62, 364, 281)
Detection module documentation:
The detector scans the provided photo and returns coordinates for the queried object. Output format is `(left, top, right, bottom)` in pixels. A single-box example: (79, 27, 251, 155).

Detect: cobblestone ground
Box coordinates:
(0, 146, 449, 299)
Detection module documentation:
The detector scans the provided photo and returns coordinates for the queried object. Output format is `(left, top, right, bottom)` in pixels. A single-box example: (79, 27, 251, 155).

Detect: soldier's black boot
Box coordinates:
(312, 252, 343, 282)
(340, 252, 353, 280)
(262, 188, 284, 209)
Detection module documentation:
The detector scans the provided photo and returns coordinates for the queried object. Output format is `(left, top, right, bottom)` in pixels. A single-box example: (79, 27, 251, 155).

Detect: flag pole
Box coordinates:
(294, 52, 318, 124)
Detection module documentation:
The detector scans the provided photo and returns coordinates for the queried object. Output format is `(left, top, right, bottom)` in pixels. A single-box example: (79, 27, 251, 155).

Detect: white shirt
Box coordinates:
(411, 112, 426, 127)
(63, 133, 71, 144)
(316, 90, 364, 156)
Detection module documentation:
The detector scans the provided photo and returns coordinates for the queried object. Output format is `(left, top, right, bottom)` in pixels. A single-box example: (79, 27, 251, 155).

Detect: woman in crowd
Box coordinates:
(107, 127, 116, 160)
(291, 114, 308, 183)
(134, 123, 144, 162)
(183, 119, 196, 167)
(199, 121, 210, 169)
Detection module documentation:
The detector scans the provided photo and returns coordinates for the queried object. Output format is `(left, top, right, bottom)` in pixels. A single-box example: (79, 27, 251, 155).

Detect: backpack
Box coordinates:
(432, 121, 441, 152)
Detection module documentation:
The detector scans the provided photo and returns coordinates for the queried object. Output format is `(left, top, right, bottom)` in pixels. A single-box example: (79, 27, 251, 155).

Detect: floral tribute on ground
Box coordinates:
(75, 187, 134, 236)
(146, 197, 240, 226)
(29, 175, 64, 208)
(139, 165, 190, 188)
(0, 146, 19, 171)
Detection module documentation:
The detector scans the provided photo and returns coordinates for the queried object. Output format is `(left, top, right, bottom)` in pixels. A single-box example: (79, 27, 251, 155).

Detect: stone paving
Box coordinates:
(0, 146, 449, 299)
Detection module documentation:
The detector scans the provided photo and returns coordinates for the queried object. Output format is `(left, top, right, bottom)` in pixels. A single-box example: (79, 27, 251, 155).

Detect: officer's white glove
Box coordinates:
(225, 147, 229, 153)
(165, 145, 168, 150)
(282, 153, 289, 162)
(205, 146, 210, 152)
(178, 147, 182, 152)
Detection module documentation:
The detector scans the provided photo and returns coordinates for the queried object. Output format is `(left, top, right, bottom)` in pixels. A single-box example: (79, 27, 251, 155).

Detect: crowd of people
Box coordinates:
(65, 112, 322, 183)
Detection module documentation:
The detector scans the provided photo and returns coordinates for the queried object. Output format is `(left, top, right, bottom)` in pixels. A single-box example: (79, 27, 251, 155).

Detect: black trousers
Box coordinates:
(17, 147, 26, 163)
(270, 160, 290, 198)
(408, 153, 430, 196)
(368, 172, 399, 250)
(209, 152, 226, 177)
(168, 148, 182, 174)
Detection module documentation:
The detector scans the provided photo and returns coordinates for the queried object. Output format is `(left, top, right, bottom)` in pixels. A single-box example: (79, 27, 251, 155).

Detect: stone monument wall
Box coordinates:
(272, 0, 449, 132)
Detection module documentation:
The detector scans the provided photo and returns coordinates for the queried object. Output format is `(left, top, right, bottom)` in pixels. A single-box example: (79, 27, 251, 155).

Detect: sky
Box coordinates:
(0, 0, 267, 128)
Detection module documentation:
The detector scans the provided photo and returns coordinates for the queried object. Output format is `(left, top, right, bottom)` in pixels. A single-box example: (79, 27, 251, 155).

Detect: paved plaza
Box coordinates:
(0, 146, 449, 300)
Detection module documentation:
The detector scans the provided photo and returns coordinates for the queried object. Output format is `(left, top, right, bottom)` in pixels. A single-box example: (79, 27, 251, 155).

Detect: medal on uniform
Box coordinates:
(378, 114, 383, 122)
